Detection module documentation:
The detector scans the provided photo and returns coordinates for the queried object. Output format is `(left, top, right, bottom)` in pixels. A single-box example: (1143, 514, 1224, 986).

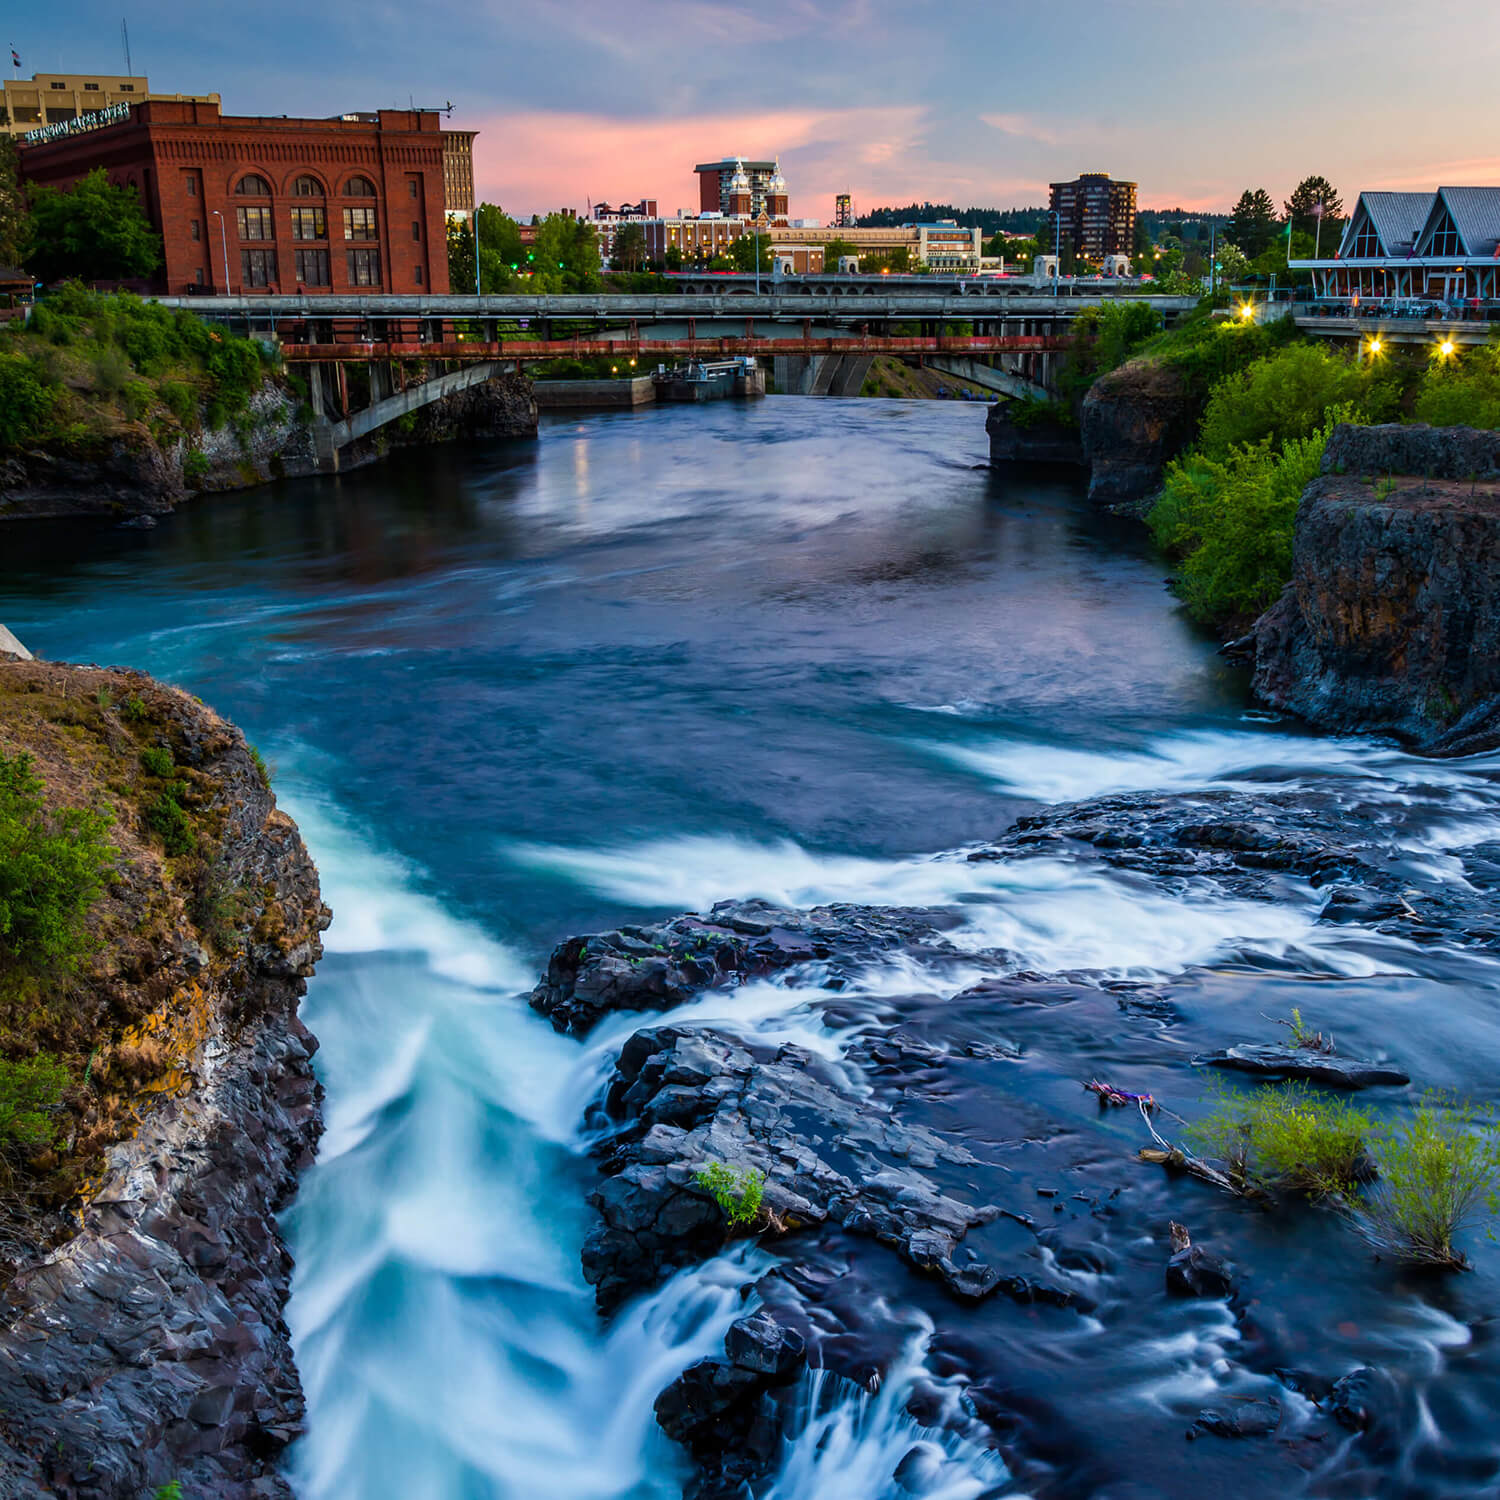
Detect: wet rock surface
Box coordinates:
(986, 401, 1085, 470)
(1252, 424, 1500, 754)
(1198, 1042, 1410, 1089)
(531, 898, 963, 1037)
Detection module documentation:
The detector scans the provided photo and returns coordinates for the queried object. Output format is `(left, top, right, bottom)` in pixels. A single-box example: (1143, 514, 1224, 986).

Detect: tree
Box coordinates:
(663, 245, 683, 272)
(1214, 241, 1250, 284)
(611, 223, 646, 272)
(24, 168, 161, 285)
(1227, 188, 1279, 258)
(728, 232, 771, 273)
(0, 136, 27, 269)
(1283, 175, 1345, 244)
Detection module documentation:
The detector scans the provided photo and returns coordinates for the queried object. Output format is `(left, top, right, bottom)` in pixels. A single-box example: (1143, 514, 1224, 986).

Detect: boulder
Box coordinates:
(986, 400, 1085, 469)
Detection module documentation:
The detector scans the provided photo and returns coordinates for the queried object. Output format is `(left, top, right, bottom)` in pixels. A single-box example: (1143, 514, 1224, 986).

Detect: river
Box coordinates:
(4, 396, 1500, 1499)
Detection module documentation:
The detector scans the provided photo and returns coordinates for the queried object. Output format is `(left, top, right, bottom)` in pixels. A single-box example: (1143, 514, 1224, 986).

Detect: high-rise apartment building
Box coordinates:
(1048, 172, 1137, 260)
(695, 157, 785, 220)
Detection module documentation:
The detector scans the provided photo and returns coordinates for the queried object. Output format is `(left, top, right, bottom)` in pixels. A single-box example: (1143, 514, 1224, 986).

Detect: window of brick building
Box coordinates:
(295, 248, 331, 286)
(293, 175, 325, 197)
(292, 206, 327, 240)
(411, 220, 421, 241)
(344, 176, 377, 197)
(236, 206, 272, 240)
(191, 220, 201, 241)
(343, 206, 377, 241)
(414, 265, 423, 285)
(240, 248, 278, 287)
(185, 173, 198, 196)
(236, 174, 272, 197)
(346, 247, 381, 286)
(194, 268, 204, 285)
(408, 179, 419, 199)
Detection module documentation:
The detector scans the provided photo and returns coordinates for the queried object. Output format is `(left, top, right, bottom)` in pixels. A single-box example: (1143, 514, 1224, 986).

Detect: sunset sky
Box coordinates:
(24, 0, 1500, 220)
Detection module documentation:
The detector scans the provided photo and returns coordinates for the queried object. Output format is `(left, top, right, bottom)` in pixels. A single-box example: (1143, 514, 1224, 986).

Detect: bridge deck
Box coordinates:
(279, 334, 1065, 363)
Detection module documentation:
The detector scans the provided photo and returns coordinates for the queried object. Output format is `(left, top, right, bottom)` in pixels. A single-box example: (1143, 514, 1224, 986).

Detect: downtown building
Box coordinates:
(17, 98, 467, 295)
(1049, 172, 1137, 261)
(1, 70, 218, 138)
(694, 157, 790, 220)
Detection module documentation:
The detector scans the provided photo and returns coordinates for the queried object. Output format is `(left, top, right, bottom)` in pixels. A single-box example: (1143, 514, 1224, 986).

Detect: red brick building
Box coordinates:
(17, 100, 452, 294)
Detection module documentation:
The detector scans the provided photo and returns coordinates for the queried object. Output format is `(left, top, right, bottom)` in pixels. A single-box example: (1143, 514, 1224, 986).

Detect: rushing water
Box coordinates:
(5, 397, 1500, 1498)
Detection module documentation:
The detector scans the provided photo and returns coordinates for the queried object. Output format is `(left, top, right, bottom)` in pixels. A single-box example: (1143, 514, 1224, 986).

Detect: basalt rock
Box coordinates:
(986, 401, 1084, 469)
(1166, 1244, 1235, 1299)
(1252, 424, 1500, 754)
(530, 899, 964, 1037)
(1080, 357, 1197, 507)
(0, 661, 328, 1499)
(1198, 1043, 1409, 1090)
(581, 1022, 1072, 1315)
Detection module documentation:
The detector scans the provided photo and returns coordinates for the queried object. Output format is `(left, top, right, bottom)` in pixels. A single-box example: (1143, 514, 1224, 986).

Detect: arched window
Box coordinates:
(293, 175, 325, 197)
(236, 174, 272, 196)
(344, 175, 377, 197)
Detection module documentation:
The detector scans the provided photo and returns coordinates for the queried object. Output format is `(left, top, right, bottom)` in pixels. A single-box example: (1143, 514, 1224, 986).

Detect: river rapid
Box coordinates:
(4, 396, 1500, 1499)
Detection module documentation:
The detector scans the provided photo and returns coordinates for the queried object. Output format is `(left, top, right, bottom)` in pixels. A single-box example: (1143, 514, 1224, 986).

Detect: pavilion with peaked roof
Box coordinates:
(1292, 187, 1500, 304)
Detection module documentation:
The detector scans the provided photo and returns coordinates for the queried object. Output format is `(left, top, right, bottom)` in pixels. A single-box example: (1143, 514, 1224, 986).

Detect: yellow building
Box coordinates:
(1, 73, 218, 138)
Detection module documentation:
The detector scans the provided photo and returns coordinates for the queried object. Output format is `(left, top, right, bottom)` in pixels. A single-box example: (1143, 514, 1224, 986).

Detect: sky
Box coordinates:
(17, 0, 1500, 221)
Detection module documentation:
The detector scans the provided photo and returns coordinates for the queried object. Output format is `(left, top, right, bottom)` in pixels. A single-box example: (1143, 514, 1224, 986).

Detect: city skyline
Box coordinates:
(16, 0, 1500, 219)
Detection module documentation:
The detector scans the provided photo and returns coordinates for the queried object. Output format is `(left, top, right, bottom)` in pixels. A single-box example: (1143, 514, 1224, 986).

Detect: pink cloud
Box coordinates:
(470, 105, 991, 219)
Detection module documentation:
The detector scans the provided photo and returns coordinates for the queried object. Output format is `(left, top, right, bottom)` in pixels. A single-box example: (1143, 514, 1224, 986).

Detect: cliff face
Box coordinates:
(1253, 424, 1500, 754)
(1079, 357, 1196, 507)
(0, 659, 328, 1498)
(0, 371, 538, 523)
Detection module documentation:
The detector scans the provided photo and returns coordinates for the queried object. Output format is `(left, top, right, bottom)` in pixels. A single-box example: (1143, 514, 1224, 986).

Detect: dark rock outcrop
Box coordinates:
(985, 401, 1084, 469)
(531, 898, 963, 1037)
(653, 1311, 808, 1497)
(1252, 424, 1500, 754)
(0, 662, 328, 1499)
(1198, 1043, 1409, 1090)
(1080, 357, 1196, 507)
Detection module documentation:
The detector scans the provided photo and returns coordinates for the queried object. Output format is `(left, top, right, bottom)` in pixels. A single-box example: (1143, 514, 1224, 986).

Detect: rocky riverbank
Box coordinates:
(0, 654, 328, 1498)
(538, 764, 1496, 1496)
(1252, 423, 1500, 753)
(0, 371, 537, 524)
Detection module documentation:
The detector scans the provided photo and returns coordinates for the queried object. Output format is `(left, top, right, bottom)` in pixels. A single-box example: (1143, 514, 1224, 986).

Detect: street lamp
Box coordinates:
(210, 210, 230, 293)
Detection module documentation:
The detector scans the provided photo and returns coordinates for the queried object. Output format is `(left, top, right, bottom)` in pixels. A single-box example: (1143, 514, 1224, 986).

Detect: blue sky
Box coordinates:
(17, 0, 1500, 220)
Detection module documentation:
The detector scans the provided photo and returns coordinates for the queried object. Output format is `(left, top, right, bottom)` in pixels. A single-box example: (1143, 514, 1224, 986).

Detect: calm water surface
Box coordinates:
(4, 397, 1499, 1499)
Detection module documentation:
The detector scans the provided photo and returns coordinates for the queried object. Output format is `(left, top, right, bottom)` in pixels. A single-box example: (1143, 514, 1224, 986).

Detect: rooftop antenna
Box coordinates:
(121, 18, 133, 76)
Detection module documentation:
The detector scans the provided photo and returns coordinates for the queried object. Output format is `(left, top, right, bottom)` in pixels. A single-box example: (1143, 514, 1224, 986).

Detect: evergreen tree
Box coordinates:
(1227, 188, 1279, 257)
(1283, 176, 1345, 246)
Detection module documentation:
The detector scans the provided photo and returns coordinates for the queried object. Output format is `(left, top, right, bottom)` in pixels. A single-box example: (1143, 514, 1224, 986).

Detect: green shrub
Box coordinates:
(1008, 394, 1075, 430)
(1149, 416, 1338, 624)
(152, 1483, 183, 1500)
(182, 450, 211, 488)
(0, 753, 115, 980)
(1413, 339, 1500, 430)
(122, 379, 155, 423)
(1336, 1095, 1500, 1269)
(695, 1161, 765, 1228)
(144, 783, 195, 856)
(139, 747, 174, 778)
(1196, 342, 1398, 459)
(159, 380, 197, 427)
(0, 353, 58, 449)
(247, 746, 271, 788)
(1186, 1079, 1374, 1196)
(92, 344, 132, 395)
(120, 694, 149, 722)
(0, 1054, 70, 1150)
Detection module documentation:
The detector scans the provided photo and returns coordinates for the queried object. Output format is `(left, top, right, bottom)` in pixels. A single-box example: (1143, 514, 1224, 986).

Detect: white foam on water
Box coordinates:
(765, 1317, 1021, 1500)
